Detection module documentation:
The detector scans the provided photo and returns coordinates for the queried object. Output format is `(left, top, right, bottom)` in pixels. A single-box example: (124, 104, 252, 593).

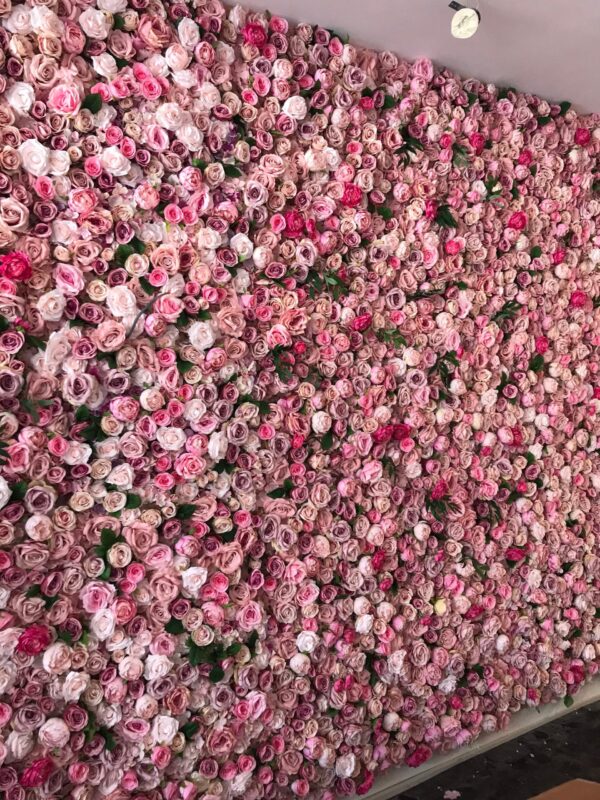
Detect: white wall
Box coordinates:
(246, 0, 600, 113)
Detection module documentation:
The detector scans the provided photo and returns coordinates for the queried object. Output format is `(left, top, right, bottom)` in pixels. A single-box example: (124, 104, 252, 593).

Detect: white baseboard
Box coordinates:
(358, 680, 600, 800)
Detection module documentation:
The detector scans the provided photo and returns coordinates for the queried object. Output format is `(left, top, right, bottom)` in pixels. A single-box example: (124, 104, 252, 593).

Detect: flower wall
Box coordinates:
(0, 0, 599, 796)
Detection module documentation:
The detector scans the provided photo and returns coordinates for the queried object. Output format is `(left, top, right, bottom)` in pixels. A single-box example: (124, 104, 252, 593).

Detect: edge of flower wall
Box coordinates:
(358, 679, 600, 800)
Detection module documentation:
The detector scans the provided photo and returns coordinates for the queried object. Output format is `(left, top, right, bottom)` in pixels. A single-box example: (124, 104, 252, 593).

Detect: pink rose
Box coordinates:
(47, 84, 81, 115)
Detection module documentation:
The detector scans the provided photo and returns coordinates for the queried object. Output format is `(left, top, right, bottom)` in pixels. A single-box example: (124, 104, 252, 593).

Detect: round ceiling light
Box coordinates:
(449, 4, 481, 38)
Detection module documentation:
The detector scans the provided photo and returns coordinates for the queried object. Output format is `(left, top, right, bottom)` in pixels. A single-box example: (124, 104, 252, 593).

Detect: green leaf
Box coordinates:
(321, 430, 334, 451)
(267, 478, 294, 499)
(214, 460, 235, 474)
(177, 359, 196, 374)
(114, 244, 134, 266)
(382, 94, 395, 110)
(192, 158, 207, 170)
(187, 639, 216, 666)
(0, 315, 9, 332)
(113, 13, 126, 29)
(99, 728, 117, 751)
(378, 206, 393, 221)
(176, 504, 196, 520)
(530, 246, 542, 259)
(435, 205, 457, 229)
(246, 630, 259, 653)
(57, 629, 74, 645)
(75, 405, 92, 422)
(180, 721, 199, 739)
(224, 642, 243, 657)
(139, 276, 155, 295)
(10, 481, 28, 502)
(564, 695, 574, 708)
(559, 101, 571, 116)
(114, 57, 129, 70)
(165, 618, 185, 635)
(197, 309, 212, 321)
(528, 353, 545, 373)
(82, 93, 102, 113)
(24, 333, 46, 350)
(223, 164, 242, 178)
(537, 115, 552, 126)
(209, 665, 225, 682)
(125, 493, 142, 509)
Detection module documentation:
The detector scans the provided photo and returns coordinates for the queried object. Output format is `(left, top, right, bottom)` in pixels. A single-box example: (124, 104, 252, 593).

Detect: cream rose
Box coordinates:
(100, 146, 131, 176)
(106, 286, 138, 318)
(18, 140, 51, 177)
(6, 82, 35, 114)
(78, 7, 111, 39)
(63, 671, 90, 702)
(181, 567, 208, 596)
(38, 718, 70, 749)
(188, 320, 216, 351)
(37, 290, 67, 322)
(0, 476, 10, 510)
(151, 715, 178, 745)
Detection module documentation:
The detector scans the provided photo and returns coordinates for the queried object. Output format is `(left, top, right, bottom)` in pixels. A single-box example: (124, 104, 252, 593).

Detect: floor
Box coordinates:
(398, 702, 600, 800)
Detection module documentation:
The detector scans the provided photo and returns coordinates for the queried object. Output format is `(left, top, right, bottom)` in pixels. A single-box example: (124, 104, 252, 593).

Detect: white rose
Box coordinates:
(282, 96, 307, 120)
(495, 634, 510, 654)
(5, 5, 32, 34)
(43, 642, 71, 674)
(355, 614, 374, 634)
(18, 140, 50, 177)
(176, 124, 203, 150)
(184, 399, 207, 423)
(172, 70, 197, 90)
(25, 514, 53, 542)
(296, 631, 319, 653)
(118, 656, 144, 681)
(6, 82, 35, 114)
(144, 654, 173, 681)
(39, 718, 70, 749)
(188, 320, 216, 351)
(165, 44, 191, 71)
(156, 427, 186, 451)
(78, 7, 110, 38)
(311, 411, 331, 435)
(37, 290, 66, 322)
(106, 285, 137, 318)
(6, 731, 34, 761)
(100, 146, 131, 176)
(0, 476, 10, 510)
(98, 0, 127, 11)
(233, 269, 250, 293)
(62, 671, 90, 702)
(145, 54, 168, 77)
(273, 59, 293, 80)
(181, 567, 208, 596)
(63, 442, 93, 466)
(387, 649, 406, 674)
(439, 675, 457, 694)
(30, 6, 63, 35)
(208, 430, 227, 461)
(92, 53, 118, 79)
(197, 82, 220, 110)
(289, 653, 311, 675)
(107, 463, 134, 490)
(178, 18, 200, 48)
(52, 220, 78, 244)
(230, 233, 254, 261)
(155, 103, 189, 131)
(197, 227, 221, 249)
(90, 608, 115, 641)
(49, 150, 71, 176)
(335, 753, 356, 779)
(382, 712, 401, 731)
(151, 715, 178, 745)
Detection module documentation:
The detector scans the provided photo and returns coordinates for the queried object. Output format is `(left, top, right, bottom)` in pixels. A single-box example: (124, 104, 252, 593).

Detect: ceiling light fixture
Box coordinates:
(449, 1, 481, 39)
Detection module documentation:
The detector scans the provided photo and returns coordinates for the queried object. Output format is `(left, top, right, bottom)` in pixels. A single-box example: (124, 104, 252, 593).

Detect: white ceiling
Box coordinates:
(246, 0, 600, 113)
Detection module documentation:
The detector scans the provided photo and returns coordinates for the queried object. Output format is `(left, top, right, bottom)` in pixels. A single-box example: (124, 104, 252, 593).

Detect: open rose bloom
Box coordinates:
(0, 0, 599, 797)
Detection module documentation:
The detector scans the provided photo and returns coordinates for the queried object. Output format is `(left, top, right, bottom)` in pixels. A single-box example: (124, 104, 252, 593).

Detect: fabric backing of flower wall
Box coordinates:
(0, 0, 599, 796)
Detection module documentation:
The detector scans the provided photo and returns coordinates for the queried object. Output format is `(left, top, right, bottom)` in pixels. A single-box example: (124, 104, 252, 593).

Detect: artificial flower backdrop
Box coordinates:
(0, 0, 599, 796)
